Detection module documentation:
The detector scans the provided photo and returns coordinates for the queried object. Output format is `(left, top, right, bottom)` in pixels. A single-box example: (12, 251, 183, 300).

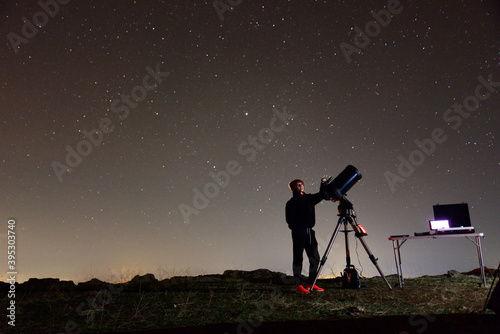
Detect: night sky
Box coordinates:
(1, 0, 499, 283)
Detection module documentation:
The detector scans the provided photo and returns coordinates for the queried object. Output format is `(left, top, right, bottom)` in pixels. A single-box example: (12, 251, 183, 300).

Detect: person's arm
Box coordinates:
(311, 178, 330, 205)
(311, 192, 324, 205)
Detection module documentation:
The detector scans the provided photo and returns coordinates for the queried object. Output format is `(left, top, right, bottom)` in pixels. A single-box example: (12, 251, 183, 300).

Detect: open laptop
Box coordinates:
(430, 203, 475, 234)
(428, 219, 475, 234)
(415, 203, 475, 235)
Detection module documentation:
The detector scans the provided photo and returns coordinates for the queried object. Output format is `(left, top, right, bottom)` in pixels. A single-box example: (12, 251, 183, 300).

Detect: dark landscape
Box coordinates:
(1, 268, 499, 334)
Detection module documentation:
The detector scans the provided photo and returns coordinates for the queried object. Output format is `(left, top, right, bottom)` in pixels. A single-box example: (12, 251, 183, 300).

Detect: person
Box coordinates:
(285, 178, 327, 294)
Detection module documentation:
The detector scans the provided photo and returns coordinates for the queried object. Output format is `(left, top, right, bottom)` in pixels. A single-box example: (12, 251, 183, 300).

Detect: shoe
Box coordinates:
(306, 284, 324, 292)
(295, 285, 310, 294)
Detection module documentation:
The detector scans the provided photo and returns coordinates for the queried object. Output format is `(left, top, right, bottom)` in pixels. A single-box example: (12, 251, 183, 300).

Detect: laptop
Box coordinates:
(430, 203, 475, 234)
(415, 203, 475, 236)
(428, 219, 475, 234)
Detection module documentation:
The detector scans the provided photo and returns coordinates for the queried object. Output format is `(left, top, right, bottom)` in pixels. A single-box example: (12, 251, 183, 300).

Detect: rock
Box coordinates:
(122, 273, 160, 291)
(57, 280, 77, 291)
(21, 278, 62, 291)
(464, 267, 495, 277)
(248, 269, 274, 283)
(222, 270, 250, 280)
(447, 270, 462, 277)
(222, 269, 289, 284)
(77, 278, 109, 291)
(169, 276, 195, 285)
(129, 273, 158, 284)
(196, 275, 222, 282)
(272, 273, 295, 285)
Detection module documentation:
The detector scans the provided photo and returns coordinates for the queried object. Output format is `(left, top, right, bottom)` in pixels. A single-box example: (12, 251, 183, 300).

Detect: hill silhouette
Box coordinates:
(1, 268, 498, 334)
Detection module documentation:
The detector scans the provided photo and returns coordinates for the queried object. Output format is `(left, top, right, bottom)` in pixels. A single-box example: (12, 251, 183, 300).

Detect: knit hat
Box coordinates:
(288, 179, 304, 192)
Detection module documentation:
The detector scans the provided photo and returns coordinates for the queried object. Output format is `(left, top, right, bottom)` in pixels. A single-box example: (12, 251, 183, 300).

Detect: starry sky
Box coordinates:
(1, 0, 499, 283)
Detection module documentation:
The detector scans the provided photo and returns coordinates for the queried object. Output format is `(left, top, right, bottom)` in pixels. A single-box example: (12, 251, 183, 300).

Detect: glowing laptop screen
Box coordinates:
(429, 220, 449, 230)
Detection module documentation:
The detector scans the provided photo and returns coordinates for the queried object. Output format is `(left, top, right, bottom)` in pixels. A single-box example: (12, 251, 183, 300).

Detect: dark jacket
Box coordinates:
(285, 192, 323, 230)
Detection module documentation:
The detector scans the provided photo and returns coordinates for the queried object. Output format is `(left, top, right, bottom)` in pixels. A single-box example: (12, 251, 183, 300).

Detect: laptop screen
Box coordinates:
(429, 220, 449, 230)
(433, 203, 471, 228)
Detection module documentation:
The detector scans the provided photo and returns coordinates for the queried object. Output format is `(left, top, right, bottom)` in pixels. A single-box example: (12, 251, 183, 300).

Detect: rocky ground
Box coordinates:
(1, 268, 498, 333)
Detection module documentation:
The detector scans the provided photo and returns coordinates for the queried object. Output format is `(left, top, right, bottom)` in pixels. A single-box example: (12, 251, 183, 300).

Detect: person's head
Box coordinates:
(289, 179, 305, 193)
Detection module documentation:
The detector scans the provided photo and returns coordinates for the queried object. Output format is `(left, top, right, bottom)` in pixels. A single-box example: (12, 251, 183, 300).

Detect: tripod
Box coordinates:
(483, 261, 500, 312)
(309, 196, 392, 291)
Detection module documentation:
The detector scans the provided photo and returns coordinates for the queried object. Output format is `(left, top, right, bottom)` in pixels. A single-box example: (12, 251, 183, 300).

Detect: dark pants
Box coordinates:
(291, 228, 320, 286)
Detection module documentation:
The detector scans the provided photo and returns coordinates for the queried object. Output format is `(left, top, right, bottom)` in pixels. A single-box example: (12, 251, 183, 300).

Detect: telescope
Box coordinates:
(321, 165, 362, 201)
(310, 164, 393, 291)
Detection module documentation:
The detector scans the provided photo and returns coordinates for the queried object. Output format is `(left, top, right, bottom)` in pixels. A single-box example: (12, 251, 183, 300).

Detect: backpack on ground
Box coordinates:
(342, 265, 361, 289)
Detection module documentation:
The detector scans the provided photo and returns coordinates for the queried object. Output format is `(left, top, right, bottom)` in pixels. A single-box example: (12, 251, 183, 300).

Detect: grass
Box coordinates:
(1, 272, 496, 333)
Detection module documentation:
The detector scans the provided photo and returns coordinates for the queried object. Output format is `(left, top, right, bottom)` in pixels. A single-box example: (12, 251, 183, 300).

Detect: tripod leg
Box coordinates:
(309, 217, 344, 291)
(483, 261, 500, 311)
(350, 221, 392, 290)
(344, 222, 351, 268)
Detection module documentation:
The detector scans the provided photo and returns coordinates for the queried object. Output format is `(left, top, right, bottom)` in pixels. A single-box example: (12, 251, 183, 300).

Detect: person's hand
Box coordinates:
(319, 177, 331, 200)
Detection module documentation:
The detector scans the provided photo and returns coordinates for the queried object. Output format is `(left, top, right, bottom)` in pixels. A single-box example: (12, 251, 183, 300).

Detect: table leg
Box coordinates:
(397, 240, 404, 286)
(475, 236, 487, 287)
(392, 240, 404, 287)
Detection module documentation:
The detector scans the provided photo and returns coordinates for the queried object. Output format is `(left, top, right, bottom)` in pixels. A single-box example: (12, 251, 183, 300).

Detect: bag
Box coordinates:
(342, 265, 361, 289)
